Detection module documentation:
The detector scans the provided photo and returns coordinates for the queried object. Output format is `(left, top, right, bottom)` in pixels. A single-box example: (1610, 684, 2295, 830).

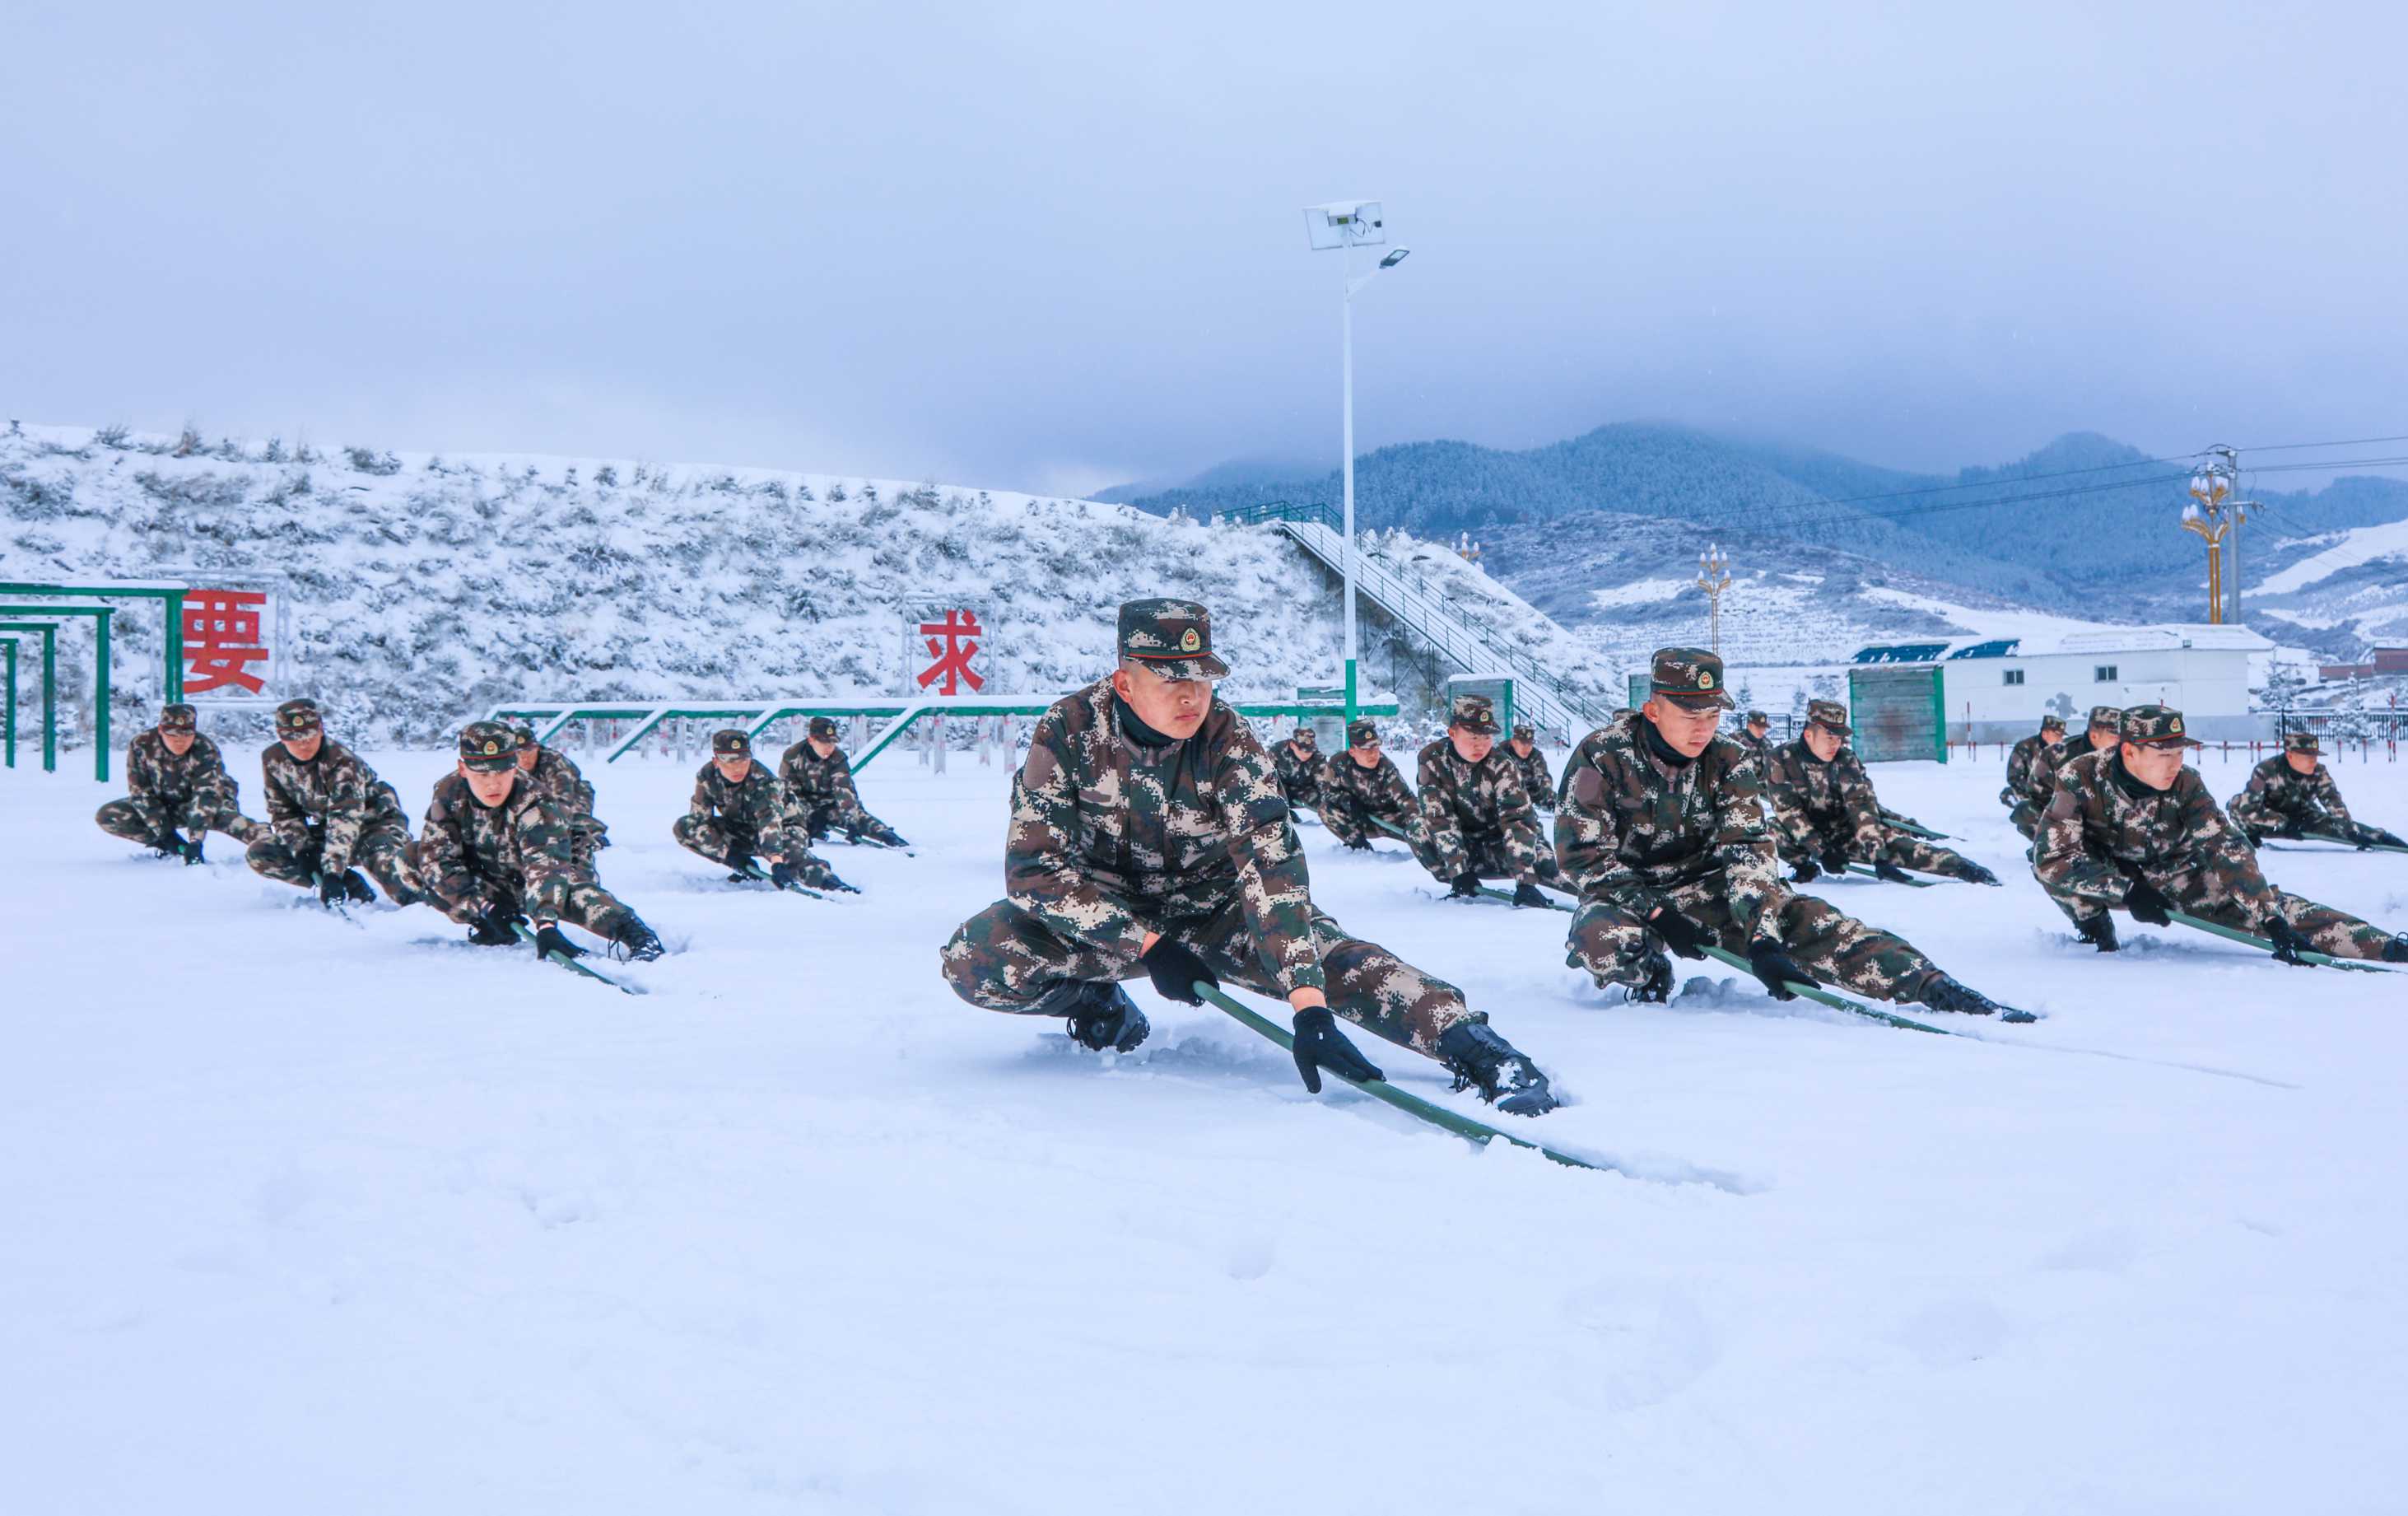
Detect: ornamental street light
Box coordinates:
(1304, 199, 1409, 721)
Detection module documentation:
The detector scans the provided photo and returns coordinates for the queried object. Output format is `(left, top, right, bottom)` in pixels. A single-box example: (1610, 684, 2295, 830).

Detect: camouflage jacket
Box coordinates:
(1761, 739, 1886, 860)
(2034, 749, 2275, 923)
(778, 741, 864, 810)
(2001, 733, 2057, 808)
(1317, 749, 1415, 819)
(1270, 740, 1325, 808)
(524, 747, 600, 823)
(1507, 744, 1555, 809)
(1555, 711, 1782, 936)
(2229, 756, 2353, 828)
(260, 739, 407, 874)
(125, 730, 236, 803)
(1005, 678, 1323, 993)
(1414, 738, 1544, 881)
(417, 772, 581, 923)
(685, 760, 799, 838)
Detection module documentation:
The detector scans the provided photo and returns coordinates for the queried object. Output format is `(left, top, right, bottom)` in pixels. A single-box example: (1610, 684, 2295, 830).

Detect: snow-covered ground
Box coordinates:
(7, 742, 2408, 1513)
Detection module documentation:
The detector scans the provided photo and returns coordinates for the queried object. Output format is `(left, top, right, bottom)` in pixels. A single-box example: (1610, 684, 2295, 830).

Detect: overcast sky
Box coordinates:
(5, 2, 2402, 497)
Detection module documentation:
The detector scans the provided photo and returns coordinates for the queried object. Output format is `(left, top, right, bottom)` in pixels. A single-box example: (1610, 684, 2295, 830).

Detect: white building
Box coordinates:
(1852, 624, 2273, 745)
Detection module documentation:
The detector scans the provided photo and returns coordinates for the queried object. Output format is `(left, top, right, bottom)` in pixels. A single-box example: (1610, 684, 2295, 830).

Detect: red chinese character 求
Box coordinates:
(916, 609, 985, 696)
(184, 589, 270, 694)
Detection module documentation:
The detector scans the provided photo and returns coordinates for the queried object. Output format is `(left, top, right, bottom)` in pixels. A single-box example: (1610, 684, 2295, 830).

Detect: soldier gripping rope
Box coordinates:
(1316, 718, 1442, 867)
(2228, 732, 2403, 851)
(1761, 699, 2000, 885)
(674, 730, 854, 892)
(1505, 721, 1555, 812)
(246, 698, 422, 907)
(1269, 722, 1325, 812)
(505, 721, 609, 866)
(410, 722, 664, 962)
(1416, 694, 1560, 907)
(2034, 706, 2408, 962)
(1557, 648, 2012, 1015)
(2000, 712, 2070, 841)
(95, 702, 265, 863)
(939, 598, 1557, 1116)
(779, 717, 909, 848)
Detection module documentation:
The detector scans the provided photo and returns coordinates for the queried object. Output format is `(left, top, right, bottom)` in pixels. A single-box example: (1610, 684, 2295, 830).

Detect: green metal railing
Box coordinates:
(0, 581, 189, 702)
(0, 609, 113, 779)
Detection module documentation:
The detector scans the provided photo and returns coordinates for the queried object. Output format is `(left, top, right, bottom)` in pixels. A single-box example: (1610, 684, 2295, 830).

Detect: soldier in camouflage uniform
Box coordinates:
(674, 730, 852, 892)
(2228, 731, 2403, 851)
(1316, 718, 1443, 868)
(1506, 721, 1555, 812)
(1762, 699, 2000, 886)
(1737, 710, 1776, 775)
(778, 716, 909, 847)
(939, 598, 1557, 1116)
(95, 702, 264, 864)
(1416, 694, 1560, 907)
(2000, 712, 2069, 840)
(410, 721, 664, 961)
(245, 698, 422, 906)
(1269, 722, 1325, 812)
(1557, 648, 2010, 1014)
(504, 721, 610, 866)
(2033, 705, 2407, 962)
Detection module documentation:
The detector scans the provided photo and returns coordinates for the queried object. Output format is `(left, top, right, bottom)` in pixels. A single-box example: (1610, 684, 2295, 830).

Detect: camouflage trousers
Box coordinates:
(1567, 878, 1940, 1005)
(797, 798, 906, 848)
(672, 816, 841, 889)
(96, 786, 263, 847)
(399, 840, 635, 935)
(2042, 864, 2398, 961)
(1795, 822, 1985, 881)
(939, 893, 1477, 1057)
(247, 823, 422, 903)
(2006, 800, 2045, 842)
(1426, 827, 1562, 888)
(1319, 795, 1446, 870)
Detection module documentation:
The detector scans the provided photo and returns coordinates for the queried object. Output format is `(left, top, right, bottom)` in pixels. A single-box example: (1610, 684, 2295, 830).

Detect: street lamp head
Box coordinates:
(1378, 247, 1410, 268)
(1304, 200, 1386, 251)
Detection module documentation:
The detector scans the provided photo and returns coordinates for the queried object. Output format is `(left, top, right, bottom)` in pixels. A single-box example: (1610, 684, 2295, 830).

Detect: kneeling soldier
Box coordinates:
(1764, 699, 2000, 885)
(1558, 648, 2010, 1014)
(1418, 694, 1560, 907)
(939, 598, 1556, 1115)
(2228, 731, 2402, 851)
(2034, 706, 2407, 961)
(507, 721, 609, 866)
(1270, 722, 1325, 811)
(1506, 721, 1555, 812)
(2000, 713, 2069, 841)
(413, 722, 664, 961)
(778, 716, 909, 847)
(96, 702, 264, 863)
(246, 698, 421, 906)
(674, 730, 852, 892)
(1316, 718, 1443, 866)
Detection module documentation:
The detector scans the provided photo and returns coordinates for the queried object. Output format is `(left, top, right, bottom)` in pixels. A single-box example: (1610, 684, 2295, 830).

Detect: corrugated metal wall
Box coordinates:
(1847, 666, 1945, 763)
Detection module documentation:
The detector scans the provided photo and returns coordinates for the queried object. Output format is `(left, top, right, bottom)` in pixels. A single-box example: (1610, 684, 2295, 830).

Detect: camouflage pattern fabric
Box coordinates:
(2227, 755, 2390, 847)
(777, 740, 906, 846)
(246, 737, 419, 899)
(1414, 737, 1554, 885)
(1507, 741, 1556, 813)
(407, 772, 637, 933)
(95, 730, 264, 846)
(1270, 737, 1325, 810)
(1554, 711, 1940, 1003)
(520, 745, 609, 865)
(2000, 729, 2067, 840)
(938, 678, 1475, 1054)
(673, 760, 841, 887)
(2033, 748, 2398, 959)
(1763, 738, 1988, 879)
(1315, 749, 1440, 866)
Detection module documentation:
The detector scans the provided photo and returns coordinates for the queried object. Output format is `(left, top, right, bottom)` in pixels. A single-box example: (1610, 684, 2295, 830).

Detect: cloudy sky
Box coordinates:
(5, 1, 2402, 496)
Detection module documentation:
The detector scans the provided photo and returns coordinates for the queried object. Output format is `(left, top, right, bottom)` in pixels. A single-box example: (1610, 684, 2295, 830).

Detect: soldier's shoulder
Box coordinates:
(1199, 699, 1265, 755)
(1044, 680, 1110, 735)
(1414, 738, 1446, 767)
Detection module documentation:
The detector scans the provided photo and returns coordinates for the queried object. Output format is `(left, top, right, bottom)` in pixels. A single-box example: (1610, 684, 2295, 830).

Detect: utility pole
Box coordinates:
(1697, 541, 1732, 653)
(2182, 464, 2233, 623)
(2205, 444, 2258, 625)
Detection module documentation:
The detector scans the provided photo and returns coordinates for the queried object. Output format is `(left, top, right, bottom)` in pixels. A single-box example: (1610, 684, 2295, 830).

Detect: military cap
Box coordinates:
(273, 697, 322, 734)
(2040, 712, 2067, 732)
(2283, 730, 2321, 754)
(1449, 693, 1501, 733)
(157, 702, 198, 732)
(2088, 704, 2123, 730)
(1290, 723, 1317, 745)
(506, 719, 539, 748)
(710, 729, 752, 757)
(808, 716, 840, 740)
(1511, 721, 1535, 740)
(1117, 597, 1227, 680)
(458, 720, 521, 772)
(2120, 704, 2202, 749)
(1346, 719, 1380, 747)
(1744, 710, 1769, 726)
(1648, 646, 1734, 709)
(1806, 698, 1852, 736)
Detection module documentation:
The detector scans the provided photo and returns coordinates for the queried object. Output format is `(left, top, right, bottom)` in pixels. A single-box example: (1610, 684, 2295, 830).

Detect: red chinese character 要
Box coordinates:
(184, 589, 270, 694)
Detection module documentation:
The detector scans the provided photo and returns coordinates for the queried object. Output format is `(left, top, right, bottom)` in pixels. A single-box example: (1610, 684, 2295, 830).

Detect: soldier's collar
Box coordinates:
(1111, 691, 1183, 751)
(1640, 717, 1697, 771)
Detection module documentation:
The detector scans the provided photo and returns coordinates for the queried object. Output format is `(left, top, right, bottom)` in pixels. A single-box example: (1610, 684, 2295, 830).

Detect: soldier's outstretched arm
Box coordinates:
(2032, 781, 2129, 909)
(1213, 731, 1326, 996)
(1002, 719, 1153, 957)
(2314, 767, 2353, 823)
(1836, 753, 1887, 859)
(261, 753, 306, 845)
(1414, 751, 1470, 878)
(2184, 779, 2279, 906)
(1760, 753, 1821, 858)
(1715, 755, 1782, 936)
(687, 770, 715, 823)
(1556, 755, 1635, 903)
(319, 757, 372, 875)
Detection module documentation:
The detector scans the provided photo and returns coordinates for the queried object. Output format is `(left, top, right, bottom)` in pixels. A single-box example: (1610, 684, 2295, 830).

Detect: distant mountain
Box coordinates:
(1092, 454, 1322, 505)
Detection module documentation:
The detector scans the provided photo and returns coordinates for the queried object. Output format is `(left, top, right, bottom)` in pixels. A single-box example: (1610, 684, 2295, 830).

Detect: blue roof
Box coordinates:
(1852, 642, 1949, 665)
(1945, 638, 2021, 660)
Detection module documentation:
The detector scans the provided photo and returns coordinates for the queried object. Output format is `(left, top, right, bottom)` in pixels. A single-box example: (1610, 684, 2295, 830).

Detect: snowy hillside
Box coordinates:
(2251, 516, 2408, 651)
(0, 425, 1388, 745)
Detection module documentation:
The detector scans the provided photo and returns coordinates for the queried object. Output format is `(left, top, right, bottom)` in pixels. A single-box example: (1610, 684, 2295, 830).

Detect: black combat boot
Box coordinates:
(2075, 913, 2121, 953)
(1435, 1020, 1559, 1117)
(1511, 880, 1553, 908)
(1916, 975, 2003, 1016)
(2383, 935, 2408, 963)
(1051, 981, 1148, 1052)
(609, 916, 666, 963)
(1957, 861, 2001, 886)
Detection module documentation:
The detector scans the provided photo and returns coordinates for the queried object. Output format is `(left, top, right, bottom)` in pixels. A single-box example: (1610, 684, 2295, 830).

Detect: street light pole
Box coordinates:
(1342, 245, 1357, 720)
(1305, 201, 1406, 724)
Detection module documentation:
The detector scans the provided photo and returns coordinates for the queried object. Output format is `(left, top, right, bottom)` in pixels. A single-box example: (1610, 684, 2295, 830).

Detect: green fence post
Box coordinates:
(0, 623, 59, 772)
(2, 639, 15, 767)
(165, 587, 185, 704)
(94, 607, 112, 781)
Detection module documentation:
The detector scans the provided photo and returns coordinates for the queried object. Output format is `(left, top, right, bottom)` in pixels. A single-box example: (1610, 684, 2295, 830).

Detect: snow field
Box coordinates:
(3, 745, 2406, 1513)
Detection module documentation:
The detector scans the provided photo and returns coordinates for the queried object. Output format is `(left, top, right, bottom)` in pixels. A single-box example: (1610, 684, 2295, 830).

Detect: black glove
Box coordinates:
(1649, 903, 1714, 961)
(1820, 847, 1851, 876)
(1872, 859, 1915, 884)
(1290, 1005, 1384, 1094)
(2122, 879, 2173, 927)
(2242, 828, 2266, 847)
(1446, 870, 1483, 899)
(2266, 917, 2316, 967)
(177, 833, 206, 865)
(729, 851, 762, 878)
(468, 903, 523, 946)
(824, 872, 861, 894)
(1746, 938, 1810, 1001)
(1789, 858, 1822, 884)
(2378, 829, 2406, 849)
(1511, 880, 1552, 909)
(533, 923, 583, 961)
(316, 870, 347, 907)
(843, 827, 866, 845)
(1139, 936, 1218, 1006)
(1343, 837, 1373, 851)
(770, 860, 806, 891)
